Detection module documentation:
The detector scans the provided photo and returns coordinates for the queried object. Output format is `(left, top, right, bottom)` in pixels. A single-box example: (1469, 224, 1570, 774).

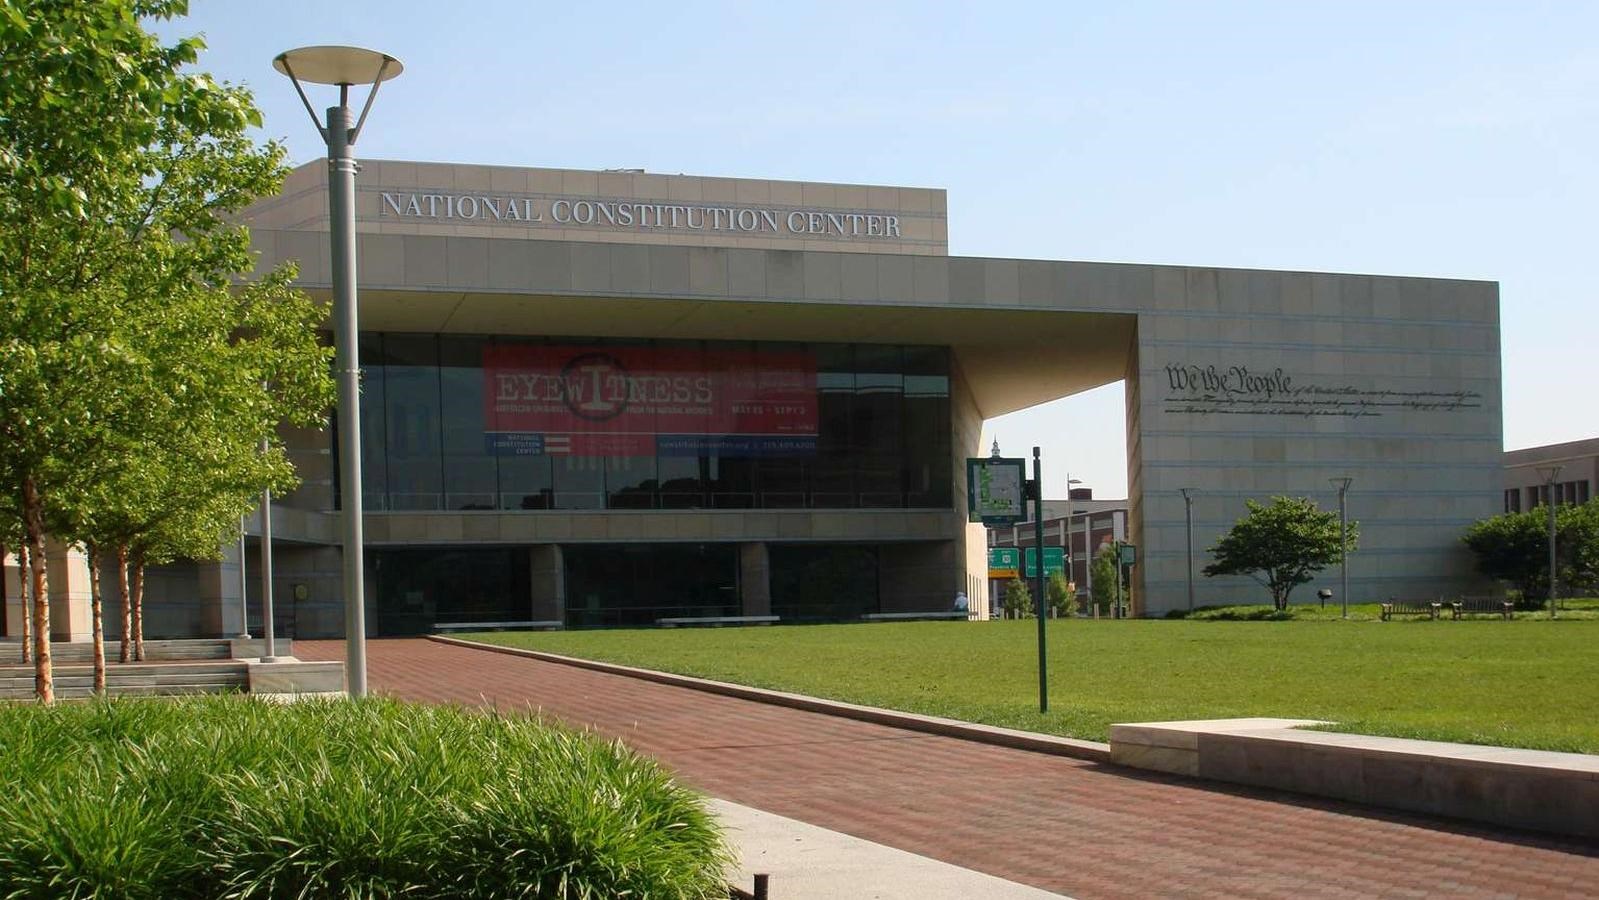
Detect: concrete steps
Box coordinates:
(0, 639, 236, 665)
(0, 660, 248, 700)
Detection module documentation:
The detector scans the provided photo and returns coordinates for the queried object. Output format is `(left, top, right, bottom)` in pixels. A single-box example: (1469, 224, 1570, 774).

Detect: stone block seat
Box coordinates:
(1108, 718, 1599, 840)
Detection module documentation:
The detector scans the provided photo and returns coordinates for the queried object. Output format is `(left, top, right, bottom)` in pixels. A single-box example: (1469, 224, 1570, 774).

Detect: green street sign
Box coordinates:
(1024, 546, 1066, 577)
(987, 547, 1021, 576)
(1118, 544, 1137, 566)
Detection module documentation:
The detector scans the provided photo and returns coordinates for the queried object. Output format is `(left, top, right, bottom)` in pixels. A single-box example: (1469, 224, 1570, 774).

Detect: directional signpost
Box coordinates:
(969, 445, 1050, 713)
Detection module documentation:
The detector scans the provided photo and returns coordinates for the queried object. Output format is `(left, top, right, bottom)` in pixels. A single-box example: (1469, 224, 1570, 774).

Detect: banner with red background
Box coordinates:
(483, 344, 817, 456)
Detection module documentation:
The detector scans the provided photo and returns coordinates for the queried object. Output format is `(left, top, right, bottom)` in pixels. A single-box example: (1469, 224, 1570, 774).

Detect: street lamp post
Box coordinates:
(273, 46, 402, 697)
(235, 517, 250, 640)
(259, 438, 278, 663)
(1065, 475, 1082, 613)
(1537, 465, 1562, 619)
(1330, 477, 1352, 619)
(1179, 488, 1195, 612)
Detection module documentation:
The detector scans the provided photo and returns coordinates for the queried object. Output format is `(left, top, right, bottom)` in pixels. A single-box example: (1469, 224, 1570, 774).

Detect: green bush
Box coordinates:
(1002, 578, 1033, 618)
(0, 696, 731, 898)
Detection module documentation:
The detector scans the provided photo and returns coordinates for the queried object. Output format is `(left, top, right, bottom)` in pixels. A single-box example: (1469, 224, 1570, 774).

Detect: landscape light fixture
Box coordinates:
(272, 46, 403, 697)
(1536, 465, 1562, 618)
(1329, 477, 1353, 618)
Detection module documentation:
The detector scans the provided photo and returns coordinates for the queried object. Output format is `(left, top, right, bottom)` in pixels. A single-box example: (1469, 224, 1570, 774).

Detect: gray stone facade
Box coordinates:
(3, 158, 1498, 640)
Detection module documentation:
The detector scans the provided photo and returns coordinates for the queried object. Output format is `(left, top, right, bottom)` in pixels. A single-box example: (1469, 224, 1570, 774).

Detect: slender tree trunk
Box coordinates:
(88, 544, 105, 694)
(0, 539, 6, 641)
(22, 476, 51, 703)
(131, 552, 145, 662)
(16, 539, 31, 664)
(117, 544, 131, 664)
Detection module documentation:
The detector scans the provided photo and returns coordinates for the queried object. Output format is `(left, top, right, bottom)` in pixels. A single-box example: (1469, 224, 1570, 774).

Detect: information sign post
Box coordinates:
(1031, 447, 1047, 713)
(968, 447, 1050, 713)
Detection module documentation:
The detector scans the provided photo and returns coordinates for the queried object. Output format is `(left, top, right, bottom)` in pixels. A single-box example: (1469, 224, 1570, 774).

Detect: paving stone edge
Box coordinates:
(426, 634, 1112, 763)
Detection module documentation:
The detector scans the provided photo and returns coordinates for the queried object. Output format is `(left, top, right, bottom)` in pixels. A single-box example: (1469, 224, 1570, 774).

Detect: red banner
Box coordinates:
(483, 345, 817, 453)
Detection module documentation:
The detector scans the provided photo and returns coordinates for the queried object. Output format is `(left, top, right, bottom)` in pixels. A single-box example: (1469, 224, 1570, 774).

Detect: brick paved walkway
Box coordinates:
(296, 639, 1599, 898)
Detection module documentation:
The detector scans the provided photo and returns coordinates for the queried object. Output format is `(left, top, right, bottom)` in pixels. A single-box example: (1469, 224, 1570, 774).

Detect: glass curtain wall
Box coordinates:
(348, 334, 952, 512)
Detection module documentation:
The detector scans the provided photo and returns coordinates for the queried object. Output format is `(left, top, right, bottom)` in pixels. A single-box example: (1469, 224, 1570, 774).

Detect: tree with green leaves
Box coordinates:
(1203, 496, 1357, 610)
(1047, 570, 1072, 617)
(1003, 578, 1032, 619)
(1462, 500, 1599, 601)
(1, 0, 332, 700)
(1090, 544, 1117, 614)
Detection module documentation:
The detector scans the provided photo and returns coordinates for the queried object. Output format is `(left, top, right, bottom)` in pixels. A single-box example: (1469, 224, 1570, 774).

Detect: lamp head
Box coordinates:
(273, 46, 403, 86)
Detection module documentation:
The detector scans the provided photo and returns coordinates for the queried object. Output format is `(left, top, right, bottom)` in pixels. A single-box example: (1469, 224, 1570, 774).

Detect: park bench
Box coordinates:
(1449, 596, 1514, 620)
(655, 615, 778, 627)
(861, 611, 972, 621)
(1379, 598, 1441, 621)
(434, 620, 561, 632)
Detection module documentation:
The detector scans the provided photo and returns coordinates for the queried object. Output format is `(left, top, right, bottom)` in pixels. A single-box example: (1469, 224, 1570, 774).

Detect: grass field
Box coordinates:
(463, 601, 1599, 754)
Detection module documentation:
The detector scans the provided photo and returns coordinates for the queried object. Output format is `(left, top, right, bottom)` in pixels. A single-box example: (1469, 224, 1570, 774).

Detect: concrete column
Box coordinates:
(197, 542, 246, 638)
(44, 538, 93, 641)
(3, 550, 22, 638)
(530, 544, 565, 623)
(738, 543, 771, 616)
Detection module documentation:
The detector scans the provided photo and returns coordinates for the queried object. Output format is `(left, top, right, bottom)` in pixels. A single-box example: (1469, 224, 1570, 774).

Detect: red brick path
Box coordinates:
(296, 639, 1598, 898)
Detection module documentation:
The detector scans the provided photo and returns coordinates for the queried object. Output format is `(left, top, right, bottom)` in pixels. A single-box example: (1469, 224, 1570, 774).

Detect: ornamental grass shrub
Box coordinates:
(0, 696, 731, 899)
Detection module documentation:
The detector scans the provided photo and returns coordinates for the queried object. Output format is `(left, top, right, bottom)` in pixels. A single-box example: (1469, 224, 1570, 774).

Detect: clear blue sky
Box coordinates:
(161, 1, 1598, 499)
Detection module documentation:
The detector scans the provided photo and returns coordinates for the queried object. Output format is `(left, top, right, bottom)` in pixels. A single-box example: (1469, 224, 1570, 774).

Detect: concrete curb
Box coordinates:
(425, 634, 1111, 763)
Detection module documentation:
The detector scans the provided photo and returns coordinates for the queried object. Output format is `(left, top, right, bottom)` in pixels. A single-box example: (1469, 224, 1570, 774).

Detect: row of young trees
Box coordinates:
(1, 0, 334, 701)
(1183, 493, 1595, 609)
(999, 543, 1128, 618)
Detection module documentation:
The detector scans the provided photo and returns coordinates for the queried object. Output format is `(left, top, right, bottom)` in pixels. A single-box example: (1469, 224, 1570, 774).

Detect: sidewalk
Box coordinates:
(296, 639, 1599, 899)
(715, 799, 1066, 899)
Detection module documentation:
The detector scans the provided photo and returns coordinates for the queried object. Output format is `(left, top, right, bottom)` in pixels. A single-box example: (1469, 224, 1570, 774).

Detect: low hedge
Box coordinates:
(0, 696, 731, 898)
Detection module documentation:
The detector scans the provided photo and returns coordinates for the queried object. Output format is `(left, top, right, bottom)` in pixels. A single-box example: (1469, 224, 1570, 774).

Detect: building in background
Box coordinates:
(985, 489, 1127, 616)
(3, 157, 1506, 639)
(1504, 438, 1597, 512)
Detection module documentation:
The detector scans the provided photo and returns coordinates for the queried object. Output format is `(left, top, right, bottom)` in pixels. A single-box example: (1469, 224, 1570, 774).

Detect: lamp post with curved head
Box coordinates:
(273, 46, 403, 697)
(1330, 477, 1352, 619)
(1536, 465, 1562, 619)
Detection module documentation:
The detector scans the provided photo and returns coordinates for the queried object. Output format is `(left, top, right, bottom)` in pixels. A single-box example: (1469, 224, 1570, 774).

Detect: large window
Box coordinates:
(371, 547, 532, 635)
(564, 544, 738, 628)
(769, 544, 879, 621)
(347, 334, 953, 512)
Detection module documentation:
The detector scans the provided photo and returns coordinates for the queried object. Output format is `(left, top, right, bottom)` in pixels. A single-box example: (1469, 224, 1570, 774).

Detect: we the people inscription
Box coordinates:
(1163, 363, 1483, 419)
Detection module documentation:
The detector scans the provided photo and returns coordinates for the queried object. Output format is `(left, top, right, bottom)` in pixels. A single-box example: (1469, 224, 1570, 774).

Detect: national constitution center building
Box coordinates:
(43, 160, 1504, 639)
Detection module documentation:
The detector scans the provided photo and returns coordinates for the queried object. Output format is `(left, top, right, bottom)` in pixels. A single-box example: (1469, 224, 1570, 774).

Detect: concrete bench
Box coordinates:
(1379, 598, 1440, 620)
(1108, 718, 1599, 840)
(861, 611, 971, 621)
(1450, 596, 1514, 620)
(656, 616, 779, 627)
(433, 620, 562, 632)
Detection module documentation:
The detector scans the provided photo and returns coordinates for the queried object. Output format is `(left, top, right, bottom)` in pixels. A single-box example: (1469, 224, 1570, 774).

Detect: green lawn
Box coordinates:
(462, 603, 1599, 754)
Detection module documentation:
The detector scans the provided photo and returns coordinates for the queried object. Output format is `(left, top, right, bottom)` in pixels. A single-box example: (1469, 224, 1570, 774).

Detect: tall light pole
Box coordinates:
(235, 516, 251, 640)
(259, 439, 279, 663)
(1179, 488, 1195, 612)
(1536, 465, 1562, 619)
(1065, 475, 1082, 613)
(273, 46, 402, 697)
(1330, 477, 1352, 619)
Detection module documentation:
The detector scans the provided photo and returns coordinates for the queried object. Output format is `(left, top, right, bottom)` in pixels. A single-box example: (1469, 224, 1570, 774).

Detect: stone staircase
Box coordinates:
(0, 639, 249, 700)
